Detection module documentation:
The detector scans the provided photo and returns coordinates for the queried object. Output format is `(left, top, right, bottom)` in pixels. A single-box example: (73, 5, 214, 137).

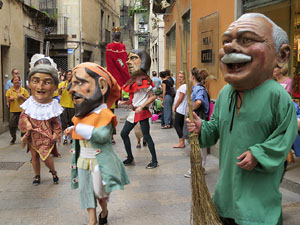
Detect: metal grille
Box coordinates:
(52, 56, 68, 72)
(0, 162, 24, 170)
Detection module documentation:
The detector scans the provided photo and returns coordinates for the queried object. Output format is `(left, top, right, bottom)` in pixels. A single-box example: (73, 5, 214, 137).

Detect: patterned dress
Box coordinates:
(19, 96, 63, 161)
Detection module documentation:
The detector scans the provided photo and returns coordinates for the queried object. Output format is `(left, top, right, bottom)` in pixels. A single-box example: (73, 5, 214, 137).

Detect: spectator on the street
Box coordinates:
(5, 69, 23, 91)
(172, 71, 188, 148)
(165, 69, 175, 86)
(186, 13, 297, 225)
(273, 64, 296, 165)
(58, 69, 75, 145)
(185, 68, 210, 178)
(273, 63, 292, 94)
(160, 70, 174, 129)
(58, 67, 65, 82)
(151, 71, 161, 92)
(5, 75, 29, 144)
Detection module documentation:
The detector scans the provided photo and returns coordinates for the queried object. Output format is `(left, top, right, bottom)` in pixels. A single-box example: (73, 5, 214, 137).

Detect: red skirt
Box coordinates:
(134, 109, 152, 123)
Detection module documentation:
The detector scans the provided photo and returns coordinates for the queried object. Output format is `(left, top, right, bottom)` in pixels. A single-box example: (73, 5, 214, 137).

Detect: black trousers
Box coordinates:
(174, 112, 185, 139)
(121, 118, 157, 163)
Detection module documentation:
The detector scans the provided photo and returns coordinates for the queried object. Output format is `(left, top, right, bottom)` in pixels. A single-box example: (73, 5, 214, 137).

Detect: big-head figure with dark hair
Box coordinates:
(65, 62, 129, 225)
(119, 49, 158, 169)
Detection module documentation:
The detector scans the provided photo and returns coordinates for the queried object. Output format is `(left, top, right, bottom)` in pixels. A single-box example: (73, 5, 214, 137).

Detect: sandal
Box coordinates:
(136, 143, 141, 148)
(162, 125, 171, 129)
(49, 171, 59, 184)
(33, 175, 40, 186)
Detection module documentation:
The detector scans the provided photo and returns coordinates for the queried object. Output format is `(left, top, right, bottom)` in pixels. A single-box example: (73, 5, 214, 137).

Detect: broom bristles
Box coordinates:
(189, 133, 222, 225)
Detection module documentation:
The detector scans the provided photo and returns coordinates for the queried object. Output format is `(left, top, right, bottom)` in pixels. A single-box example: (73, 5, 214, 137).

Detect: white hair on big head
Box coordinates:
(238, 13, 289, 54)
(29, 54, 57, 71)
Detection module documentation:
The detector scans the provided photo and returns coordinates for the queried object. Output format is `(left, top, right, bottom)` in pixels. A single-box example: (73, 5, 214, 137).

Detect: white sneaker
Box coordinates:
(184, 169, 191, 178)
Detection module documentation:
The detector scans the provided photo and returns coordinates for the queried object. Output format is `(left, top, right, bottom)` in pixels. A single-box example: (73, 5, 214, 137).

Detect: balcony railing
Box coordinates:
(39, 0, 56, 10)
(47, 16, 68, 35)
(39, 0, 57, 18)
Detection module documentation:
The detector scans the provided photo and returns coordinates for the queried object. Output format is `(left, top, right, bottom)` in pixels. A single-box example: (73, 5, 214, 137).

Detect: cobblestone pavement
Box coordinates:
(0, 107, 299, 225)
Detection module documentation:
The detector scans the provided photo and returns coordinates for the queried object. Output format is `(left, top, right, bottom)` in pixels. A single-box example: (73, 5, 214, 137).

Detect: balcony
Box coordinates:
(22, 2, 56, 27)
(39, 0, 56, 11)
(45, 16, 68, 41)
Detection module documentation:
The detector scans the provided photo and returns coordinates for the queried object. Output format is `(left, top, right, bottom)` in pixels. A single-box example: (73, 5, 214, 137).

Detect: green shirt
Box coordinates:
(200, 80, 297, 225)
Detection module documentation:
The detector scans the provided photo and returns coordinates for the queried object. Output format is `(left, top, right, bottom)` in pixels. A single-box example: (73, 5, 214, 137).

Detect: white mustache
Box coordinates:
(221, 53, 252, 64)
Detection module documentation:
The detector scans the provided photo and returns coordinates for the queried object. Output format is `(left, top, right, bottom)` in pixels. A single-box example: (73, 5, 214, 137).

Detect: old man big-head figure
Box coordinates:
(219, 13, 290, 91)
(186, 13, 297, 225)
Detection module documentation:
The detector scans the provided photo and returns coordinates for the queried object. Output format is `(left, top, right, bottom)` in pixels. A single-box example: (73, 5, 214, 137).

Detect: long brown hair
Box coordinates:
(191, 67, 209, 85)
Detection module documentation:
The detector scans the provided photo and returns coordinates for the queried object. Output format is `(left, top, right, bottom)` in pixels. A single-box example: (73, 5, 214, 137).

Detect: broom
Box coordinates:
(173, 0, 222, 224)
(185, 73, 221, 225)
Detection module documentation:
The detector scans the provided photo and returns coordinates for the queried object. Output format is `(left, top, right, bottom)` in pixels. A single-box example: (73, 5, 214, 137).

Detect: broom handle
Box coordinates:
(175, 0, 194, 123)
(185, 72, 194, 123)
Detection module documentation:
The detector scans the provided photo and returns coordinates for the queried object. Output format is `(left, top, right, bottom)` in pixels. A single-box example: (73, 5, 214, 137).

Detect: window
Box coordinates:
(166, 25, 176, 74)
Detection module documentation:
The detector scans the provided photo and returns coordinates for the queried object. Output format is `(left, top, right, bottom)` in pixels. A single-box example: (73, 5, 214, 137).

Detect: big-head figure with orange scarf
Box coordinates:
(65, 62, 129, 225)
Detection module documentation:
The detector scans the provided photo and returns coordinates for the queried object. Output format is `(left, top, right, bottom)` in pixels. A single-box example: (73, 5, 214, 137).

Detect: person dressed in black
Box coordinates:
(160, 70, 175, 129)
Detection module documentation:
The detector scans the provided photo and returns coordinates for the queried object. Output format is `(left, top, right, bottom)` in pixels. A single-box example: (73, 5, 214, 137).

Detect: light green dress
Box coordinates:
(200, 80, 298, 225)
(70, 108, 130, 209)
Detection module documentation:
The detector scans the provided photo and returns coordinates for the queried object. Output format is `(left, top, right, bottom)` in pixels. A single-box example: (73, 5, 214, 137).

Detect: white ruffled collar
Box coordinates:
(21, 96, 63, 120)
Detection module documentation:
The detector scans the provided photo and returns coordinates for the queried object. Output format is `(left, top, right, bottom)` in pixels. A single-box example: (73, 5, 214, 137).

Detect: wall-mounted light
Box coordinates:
(0, 0, 3, 10)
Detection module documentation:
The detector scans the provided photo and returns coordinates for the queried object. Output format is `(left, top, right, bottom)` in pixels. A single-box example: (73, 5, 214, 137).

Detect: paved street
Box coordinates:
(0, 107, 300, 225)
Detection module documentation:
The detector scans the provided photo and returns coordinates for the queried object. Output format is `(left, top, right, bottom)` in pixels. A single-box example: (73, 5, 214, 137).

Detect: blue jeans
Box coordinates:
(163, 94, 173, 125)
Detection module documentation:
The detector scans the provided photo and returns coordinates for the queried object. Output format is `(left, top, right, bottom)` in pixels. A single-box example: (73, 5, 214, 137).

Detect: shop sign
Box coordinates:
(243, 0, 285, 11)
(201, 31, 213, 63)
(198, 12, 219, 78)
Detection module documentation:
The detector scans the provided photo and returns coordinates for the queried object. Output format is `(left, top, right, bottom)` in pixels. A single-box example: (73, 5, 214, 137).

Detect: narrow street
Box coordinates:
(0, 107, 299, 225)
